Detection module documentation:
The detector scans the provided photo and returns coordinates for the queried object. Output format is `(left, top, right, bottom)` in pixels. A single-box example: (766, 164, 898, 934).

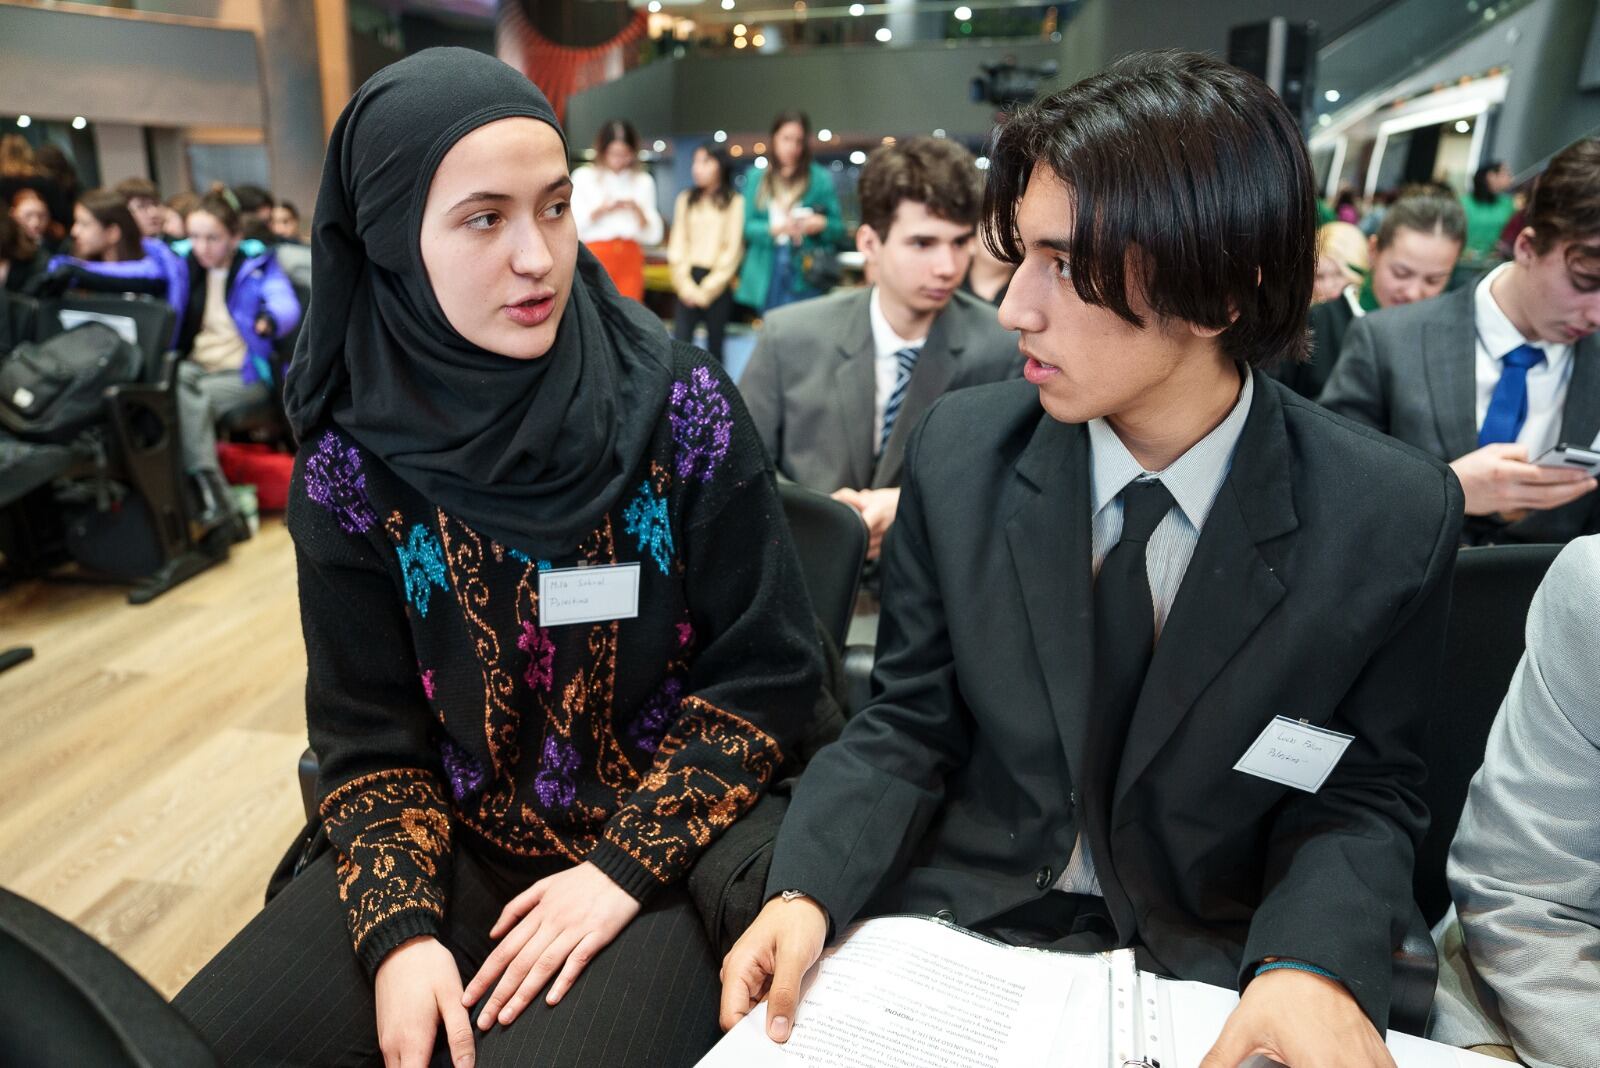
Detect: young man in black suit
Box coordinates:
(720, 52, 1464, 1067)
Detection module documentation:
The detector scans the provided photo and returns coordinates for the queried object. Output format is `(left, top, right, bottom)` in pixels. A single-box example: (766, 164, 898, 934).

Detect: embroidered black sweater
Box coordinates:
(287, 345, 824, 975)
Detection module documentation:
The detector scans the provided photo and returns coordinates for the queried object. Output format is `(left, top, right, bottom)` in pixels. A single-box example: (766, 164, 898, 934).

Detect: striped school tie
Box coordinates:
(878, 345, 921, 455)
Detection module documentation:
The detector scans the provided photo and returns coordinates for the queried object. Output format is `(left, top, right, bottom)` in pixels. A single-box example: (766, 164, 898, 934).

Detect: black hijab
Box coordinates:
(284, 47, 673, 557)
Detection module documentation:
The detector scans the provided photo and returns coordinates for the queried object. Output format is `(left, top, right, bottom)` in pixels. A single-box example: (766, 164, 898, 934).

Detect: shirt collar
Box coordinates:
(1476, 262, 1572, 372)
(868, 286, 928, 361)
(1088, 370, 1254, 531)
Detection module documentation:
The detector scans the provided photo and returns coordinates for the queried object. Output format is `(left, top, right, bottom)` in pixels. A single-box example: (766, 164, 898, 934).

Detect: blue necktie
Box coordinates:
(878, 346, 920, 455)
(1478, 344, 1546, 447)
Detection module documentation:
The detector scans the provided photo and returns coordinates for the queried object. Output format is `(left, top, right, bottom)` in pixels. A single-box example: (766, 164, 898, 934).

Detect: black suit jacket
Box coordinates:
(767, 371, 1464, 1030)
(1272, 296, 1355, 400)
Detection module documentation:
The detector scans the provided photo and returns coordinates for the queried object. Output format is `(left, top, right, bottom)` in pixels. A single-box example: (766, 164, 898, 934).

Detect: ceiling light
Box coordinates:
(1324, 89, 1340, 103)
(974, 156, 990, 170)
(734, 22, 746, 34)
(932, 128, 945, 138)
(753, 156, 768, 169)
(753, 142, 766, 154)
(16, 115, 31, 128)
(652, 139, 666, 151)
(817, 129, 833, 142)
(648, 1, 661, 10)
(721, 0, 734, 9)
(849, 3, 864, 14)
(752, 32, 765, 46)
(72, 116, 87, 130)
(953, 5, 972, 19)
(713, 130, 727, 142)
(849, 149, 867, 165)
(1455, 119, 1472, 133)
(730, 145, 744, 157)
(875, 26, 892, 42)
(734, 36, 747, 47)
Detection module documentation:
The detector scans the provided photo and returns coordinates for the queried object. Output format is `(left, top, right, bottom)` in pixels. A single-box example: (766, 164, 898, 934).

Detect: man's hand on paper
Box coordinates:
(1199, 967, 1397, 1068)
(718, 894, 829, 1043)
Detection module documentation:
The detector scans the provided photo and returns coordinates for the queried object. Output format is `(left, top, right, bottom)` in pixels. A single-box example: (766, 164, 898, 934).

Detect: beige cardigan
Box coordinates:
(668, 190, 744, 304)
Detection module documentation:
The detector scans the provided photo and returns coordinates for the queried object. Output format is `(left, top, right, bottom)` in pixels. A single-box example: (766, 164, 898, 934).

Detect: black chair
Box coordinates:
(0, 886, 220, 1068)
(1413, 542, 1564, 927)
(776, 479, 868, 653)
(2, 293, 223, 603)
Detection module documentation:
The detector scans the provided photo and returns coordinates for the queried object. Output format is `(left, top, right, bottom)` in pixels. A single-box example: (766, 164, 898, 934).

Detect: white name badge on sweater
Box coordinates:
(538, 563, 641, 626)
(1233, 716, 1355, 793)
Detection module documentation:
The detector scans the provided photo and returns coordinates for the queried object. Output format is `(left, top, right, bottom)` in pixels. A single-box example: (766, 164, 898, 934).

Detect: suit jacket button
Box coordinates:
(934, 909, 956, 923)
(1035, 866, 1053, 889)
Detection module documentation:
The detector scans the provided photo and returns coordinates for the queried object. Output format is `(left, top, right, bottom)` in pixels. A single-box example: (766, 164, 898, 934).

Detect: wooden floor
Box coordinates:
(0, 517, 309, 998)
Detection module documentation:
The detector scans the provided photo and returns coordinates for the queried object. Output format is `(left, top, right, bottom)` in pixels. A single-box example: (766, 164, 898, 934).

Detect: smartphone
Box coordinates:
(1533, 442, 1600, 476)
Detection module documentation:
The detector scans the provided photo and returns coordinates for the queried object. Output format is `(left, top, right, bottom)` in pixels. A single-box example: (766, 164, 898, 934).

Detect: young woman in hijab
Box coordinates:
(172, 48, 824, 1068)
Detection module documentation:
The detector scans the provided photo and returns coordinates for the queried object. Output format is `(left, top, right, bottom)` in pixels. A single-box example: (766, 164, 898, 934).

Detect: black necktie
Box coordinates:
(1088, 478, 1176, 788)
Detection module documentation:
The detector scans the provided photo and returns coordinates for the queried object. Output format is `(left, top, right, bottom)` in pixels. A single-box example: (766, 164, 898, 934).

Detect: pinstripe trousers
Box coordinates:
(173, 846, 724, 1067)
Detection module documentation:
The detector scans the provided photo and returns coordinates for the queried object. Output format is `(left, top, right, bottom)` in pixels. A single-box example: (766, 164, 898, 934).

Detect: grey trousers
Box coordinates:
(177, 361, 269, 476)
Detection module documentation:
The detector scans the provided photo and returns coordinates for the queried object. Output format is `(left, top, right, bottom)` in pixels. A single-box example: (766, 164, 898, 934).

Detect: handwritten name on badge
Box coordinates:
(538, 563, 641, 627)
(1232, 716, 1355, 793)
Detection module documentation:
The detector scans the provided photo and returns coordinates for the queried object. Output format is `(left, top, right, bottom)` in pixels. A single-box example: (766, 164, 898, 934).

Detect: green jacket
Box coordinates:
(734, 161, 845, 311)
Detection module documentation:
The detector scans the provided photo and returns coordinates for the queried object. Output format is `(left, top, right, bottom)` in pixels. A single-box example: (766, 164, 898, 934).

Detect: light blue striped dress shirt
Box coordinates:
(1055, 371, 1255, 896)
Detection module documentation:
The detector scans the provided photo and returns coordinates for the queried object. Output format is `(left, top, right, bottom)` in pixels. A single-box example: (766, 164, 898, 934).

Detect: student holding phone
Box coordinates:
(1322, 135, 1600, 544)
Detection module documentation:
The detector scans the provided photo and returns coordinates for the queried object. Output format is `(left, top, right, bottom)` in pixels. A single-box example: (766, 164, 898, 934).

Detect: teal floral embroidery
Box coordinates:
(622, 481, 673, 575)
(397, 524, 450, 617)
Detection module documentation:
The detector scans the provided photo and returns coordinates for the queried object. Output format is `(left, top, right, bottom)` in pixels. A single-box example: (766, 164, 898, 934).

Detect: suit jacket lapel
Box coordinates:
(1421, 286, 1482, 461)
(1112, 374, 1297, 806)
(827, 293, 877, 490)
(873, 305, 968, 488)
(1004, 416, 1095, 796)
(1557, 333, 1600, 447)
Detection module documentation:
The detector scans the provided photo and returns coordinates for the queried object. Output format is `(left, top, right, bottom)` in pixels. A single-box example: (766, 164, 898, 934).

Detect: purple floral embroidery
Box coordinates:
(420, 668, 437, 701)
(303, 431, 376, 534)
(622, 481, 674, 575)
(518, 622, 556, 692)
(669, 365, 733, 483)
(534, 736, 579, 809)
(675, 620, 695, 651)
(439, 737, 487, 803)
(629, 676, 684, 753)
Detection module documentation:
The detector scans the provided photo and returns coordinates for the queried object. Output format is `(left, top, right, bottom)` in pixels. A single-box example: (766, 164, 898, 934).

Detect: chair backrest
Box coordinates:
(777, 479, 868, 652)
(0, 887, 220, 1067)
(1, 291, 39, 354)
(35, 294, 175, 383)
(1414, 541, 1564, 925)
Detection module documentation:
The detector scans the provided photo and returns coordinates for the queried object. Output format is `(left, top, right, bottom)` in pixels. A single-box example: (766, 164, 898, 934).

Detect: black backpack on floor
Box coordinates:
(0, 322, 142, 444)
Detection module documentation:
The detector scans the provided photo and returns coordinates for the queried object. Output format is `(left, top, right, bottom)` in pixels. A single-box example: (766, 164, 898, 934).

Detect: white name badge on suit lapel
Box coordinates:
(538, 563, 641, 626)
(1233, 716, 1355, 793)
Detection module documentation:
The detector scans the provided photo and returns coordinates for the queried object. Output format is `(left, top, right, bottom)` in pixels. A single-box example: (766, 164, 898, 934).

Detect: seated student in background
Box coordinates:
(722, 51, 1464, 1067)
(1321, 136, 1600, 545)
(1275, 192, 1464, 399)
(271, 198, 303, 243)
(10, 188, 56, 255)
(669, 144, 743, 363)
(42, 189, 190, 336)
(173, 48, 823, 1068)
(171, 190, 301, 536)
(115, 177, 169, 241)
(739, 136, 1018, 560)
(163, 191, 199, 243)
(1428, 535, 1600, 1068)
(231, 183, 276, 243)
(0, 214, 46, 294)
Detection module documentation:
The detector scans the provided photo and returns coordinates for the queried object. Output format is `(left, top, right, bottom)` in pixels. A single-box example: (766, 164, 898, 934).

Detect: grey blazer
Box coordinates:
(1319, 284, 1600, 543)
(738, 287, 1020, 492)
(1429, 535, 1600, 1068)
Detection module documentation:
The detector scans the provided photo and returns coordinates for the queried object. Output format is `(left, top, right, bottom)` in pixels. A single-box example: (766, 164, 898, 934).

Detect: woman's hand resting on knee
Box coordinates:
(461, 861, 641, 1030)
(374, 935, 477, 1068)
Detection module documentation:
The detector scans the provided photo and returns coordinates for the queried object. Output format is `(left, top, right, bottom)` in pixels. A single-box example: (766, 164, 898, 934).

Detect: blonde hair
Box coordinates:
(0, 134, 36, 178)
(1317, 221, 1369, 285)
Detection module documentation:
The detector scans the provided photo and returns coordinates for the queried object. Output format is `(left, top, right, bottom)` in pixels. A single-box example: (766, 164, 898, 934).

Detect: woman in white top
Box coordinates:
(668, 144, 743, 362)
(570, 119, 663, 302)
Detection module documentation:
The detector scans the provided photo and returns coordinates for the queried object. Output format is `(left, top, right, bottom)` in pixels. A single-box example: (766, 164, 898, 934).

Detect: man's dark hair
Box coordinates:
(859, 136, 981, 239)
(78, 188, 145, 262)
(1524, 136, 1600, 272)
(983, 50, 1317, 368)
(114, 176, 159, 203)
(278, 199, 300, 220)
(1374, 190, 1466, 251)
(233, 184, 274, 214)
